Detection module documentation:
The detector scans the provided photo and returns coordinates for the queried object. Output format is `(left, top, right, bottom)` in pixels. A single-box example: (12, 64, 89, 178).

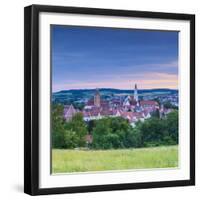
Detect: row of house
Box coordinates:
(82, 108, 151, 126)
(63, 84, 173, 127)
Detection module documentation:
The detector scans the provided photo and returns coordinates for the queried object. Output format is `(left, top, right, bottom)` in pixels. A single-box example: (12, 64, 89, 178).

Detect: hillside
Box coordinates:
(52, 88, 178, 104)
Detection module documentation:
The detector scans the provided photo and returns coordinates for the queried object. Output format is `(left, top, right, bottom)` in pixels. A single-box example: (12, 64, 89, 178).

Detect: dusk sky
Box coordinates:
(52, 25, 178, 92)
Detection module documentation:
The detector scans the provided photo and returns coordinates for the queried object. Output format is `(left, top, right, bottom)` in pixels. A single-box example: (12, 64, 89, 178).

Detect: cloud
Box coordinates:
(53, 72, 178, 92)
(146, 60, 178, 68)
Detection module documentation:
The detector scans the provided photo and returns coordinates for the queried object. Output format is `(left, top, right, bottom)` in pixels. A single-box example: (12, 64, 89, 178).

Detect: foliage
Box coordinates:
(65, 112, 88, 147)
(52, 105, 87, 149)
(92, 117, 136, 149)
(135, 111, 178, 147)
(52, 103, 178, 149)
(52, 104, 66, 148)
(87, 120, 95, 133)
(165, 110, 178, 144)
(163, 101, 178, 109)
(136, 117, 167, 147)
(90, 111, 178, 149)
(72, 102, 85, 110)
(151, 109, 160, 118)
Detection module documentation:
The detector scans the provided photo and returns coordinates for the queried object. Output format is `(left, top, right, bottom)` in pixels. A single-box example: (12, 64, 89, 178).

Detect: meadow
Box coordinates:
(52, 145, 178, 173)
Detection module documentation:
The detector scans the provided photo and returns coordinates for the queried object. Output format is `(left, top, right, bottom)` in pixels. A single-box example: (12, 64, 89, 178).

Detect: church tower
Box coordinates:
(94, 88, 101, 107)
(134, 84, 138, 102)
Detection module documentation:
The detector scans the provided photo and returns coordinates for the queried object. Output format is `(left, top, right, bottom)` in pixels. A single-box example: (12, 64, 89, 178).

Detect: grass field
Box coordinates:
(52, 145, 178, 173)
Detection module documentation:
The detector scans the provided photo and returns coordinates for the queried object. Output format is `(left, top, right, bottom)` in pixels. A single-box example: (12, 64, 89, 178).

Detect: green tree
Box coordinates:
(151, 109, 160, 118)
(163, 101, 178, 109)
(65, 112, 88, 147)
(165, 110, 178, 144)
(52, 104, 66, 148)
(72, 102, 85, 110)
(91, 117, 112, 149)
(137, 117, 166, 147)
(92, 117, 137, 149)
(127, 126, 142, 147)
(52, 104, 88, 149)
(63, 129, 79, 149)
(133, 110, 178, 147)
(87, 120, 95, 133)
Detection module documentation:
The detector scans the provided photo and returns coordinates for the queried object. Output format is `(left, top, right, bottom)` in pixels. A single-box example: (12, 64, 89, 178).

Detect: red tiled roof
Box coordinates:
(63, 104, 77, 120)
(140, 100, 158, 106)
(132, 112, 143, 118)
(120, 111, 144, 122)
(142, 110, 150, 116)
(100, 110, 113, 116)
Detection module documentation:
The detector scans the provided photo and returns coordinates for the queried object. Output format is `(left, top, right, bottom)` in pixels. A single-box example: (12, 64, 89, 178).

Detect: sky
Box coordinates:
(51, 25, 178, 92)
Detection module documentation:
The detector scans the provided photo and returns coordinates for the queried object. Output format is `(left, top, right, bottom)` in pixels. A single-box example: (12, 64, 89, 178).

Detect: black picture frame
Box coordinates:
(24, 4, 195, 196)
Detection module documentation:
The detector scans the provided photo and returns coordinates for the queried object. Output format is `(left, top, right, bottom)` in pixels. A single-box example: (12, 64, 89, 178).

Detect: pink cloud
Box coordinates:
(53, 72, 178, 92)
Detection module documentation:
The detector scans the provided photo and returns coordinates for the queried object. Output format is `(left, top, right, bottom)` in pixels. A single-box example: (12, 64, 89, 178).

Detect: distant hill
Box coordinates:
(53, 88, 178, 96)
(52, 88, 178, 104)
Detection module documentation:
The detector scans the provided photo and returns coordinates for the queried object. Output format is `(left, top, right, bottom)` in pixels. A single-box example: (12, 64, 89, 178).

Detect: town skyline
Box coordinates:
(53, 86, 178, 93)
(52, 25, 178, 92)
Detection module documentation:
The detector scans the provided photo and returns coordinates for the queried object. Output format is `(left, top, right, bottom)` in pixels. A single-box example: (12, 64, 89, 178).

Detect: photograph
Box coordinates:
(51, 25, 179, 174)
(24, 4, 195, 195)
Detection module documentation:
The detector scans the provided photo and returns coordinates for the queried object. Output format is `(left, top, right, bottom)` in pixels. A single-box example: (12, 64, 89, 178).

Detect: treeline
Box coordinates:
(91, 111, 178, 149)
(52, 104, 178, 149)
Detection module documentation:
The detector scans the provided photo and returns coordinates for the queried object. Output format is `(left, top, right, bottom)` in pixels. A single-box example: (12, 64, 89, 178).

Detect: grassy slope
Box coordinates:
(52, 146, 178, 173)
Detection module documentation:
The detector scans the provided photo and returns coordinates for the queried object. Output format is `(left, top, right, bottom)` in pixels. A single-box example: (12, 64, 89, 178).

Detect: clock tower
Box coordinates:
(94, 88, 101, 107)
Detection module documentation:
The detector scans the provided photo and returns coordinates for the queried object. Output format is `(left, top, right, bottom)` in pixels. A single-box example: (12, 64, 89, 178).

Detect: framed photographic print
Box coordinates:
(24, 4, 195, 195)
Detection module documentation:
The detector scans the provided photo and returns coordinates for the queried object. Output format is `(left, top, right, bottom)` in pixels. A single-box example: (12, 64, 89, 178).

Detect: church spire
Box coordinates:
(94, 88, 101, 107)
(134, 84, 138, 102)
(135, 84, 137, 90)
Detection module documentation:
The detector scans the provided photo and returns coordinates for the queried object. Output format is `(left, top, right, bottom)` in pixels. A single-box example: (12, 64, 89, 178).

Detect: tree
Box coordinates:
(121, 127, 142, 148)
(52, 104, 66, 148)
(153, 97, 161, 106)
(140, 118, 166, 147)
(51, 103, 178, 149)
(165, 110, 178, 144)
(52, 104, 88, 149)
(87, 120, 95, 133)
(91, 117, 112, 149)
(65, 112, 88, 147)
(133, 110, 178, 147)
(91, 117, 137, 149)
(110, 117, 130, 132)
(72, 102, 84, 110)
(151, 109, 160, 118)
(63, 129, 79, 149)
(163, 101, 178, 109)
